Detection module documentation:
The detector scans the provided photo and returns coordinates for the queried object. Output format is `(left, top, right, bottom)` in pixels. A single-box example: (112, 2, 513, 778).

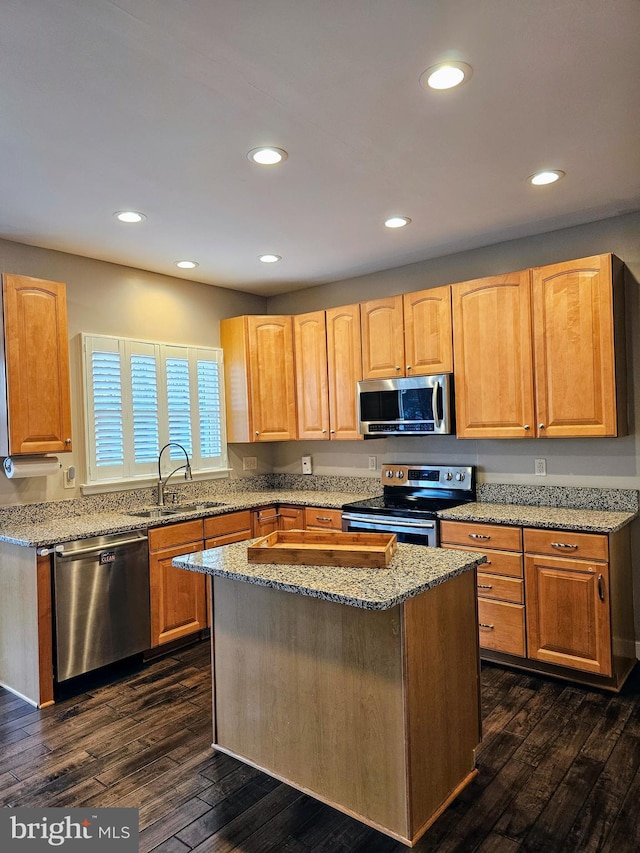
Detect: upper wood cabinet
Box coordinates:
(220, 315, 297, 442)
(532, 254, 626, 438)
(0, 274, 72, 455)
(293, 304, 362, 441)
(360, 287, 453, 379)
(294, 311, 330, 440)
(452, 254, 626, 439)
(326, 303, 363, 440)
(452, 269, 535, 439)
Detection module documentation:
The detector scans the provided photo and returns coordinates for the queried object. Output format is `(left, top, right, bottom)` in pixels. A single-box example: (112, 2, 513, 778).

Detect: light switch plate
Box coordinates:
(535, 458, 547, 476)
(368, 456, 377, 470)
(302, 455, 312, 475)
(242, 456, 257, 471)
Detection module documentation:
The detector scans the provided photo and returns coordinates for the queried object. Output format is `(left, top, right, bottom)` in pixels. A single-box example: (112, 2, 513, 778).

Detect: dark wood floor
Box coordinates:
(1, 641, 639, 852)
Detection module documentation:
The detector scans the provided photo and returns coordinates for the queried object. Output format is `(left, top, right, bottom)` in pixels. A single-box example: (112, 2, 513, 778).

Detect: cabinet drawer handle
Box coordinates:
(469, 533, 491, 540)
(477, 584, 493, 590)
(598, 573, 605, 601)
(479, 623, 495, 630)
(315, 516, 331, 522)
(551, 542, 578, 550)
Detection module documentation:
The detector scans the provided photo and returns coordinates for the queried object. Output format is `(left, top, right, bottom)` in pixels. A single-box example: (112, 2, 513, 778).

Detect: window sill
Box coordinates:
(81, 468, 232, 496)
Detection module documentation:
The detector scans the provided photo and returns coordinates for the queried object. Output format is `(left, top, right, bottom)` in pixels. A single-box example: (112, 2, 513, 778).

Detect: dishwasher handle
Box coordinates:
(37, 545, 65, 557)
(50, 534, 148, 559)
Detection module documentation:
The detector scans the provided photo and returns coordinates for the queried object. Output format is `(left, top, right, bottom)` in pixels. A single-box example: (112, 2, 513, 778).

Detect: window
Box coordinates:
(82, 334, 227, 485)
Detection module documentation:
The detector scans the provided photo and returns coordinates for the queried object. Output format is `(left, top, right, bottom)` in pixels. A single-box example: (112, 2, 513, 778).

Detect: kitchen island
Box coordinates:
(173, 540, 486, 847)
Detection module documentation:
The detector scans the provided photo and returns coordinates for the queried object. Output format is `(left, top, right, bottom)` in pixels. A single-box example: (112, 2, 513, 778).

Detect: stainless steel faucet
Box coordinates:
(157, 442, 193, 506)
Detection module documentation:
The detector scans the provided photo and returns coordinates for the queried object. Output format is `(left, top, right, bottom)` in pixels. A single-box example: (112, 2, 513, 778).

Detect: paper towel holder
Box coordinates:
(2, 455, 62, 479)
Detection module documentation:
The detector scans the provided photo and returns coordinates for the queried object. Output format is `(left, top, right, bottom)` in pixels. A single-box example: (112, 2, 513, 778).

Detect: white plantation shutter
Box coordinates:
(83, 334, 227, 485)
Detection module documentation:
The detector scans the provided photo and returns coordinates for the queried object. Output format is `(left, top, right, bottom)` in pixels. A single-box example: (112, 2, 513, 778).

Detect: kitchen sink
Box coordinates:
(127, 508, 182, 518)
(174, 501, 227, 511)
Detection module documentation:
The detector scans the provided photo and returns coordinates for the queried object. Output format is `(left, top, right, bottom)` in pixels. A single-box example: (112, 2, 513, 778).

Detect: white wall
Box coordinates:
(0, 238, 268, 505)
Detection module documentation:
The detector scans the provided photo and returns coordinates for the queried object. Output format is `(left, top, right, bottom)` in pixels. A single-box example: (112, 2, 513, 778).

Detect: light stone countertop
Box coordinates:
(0, 490, 367, 548)
(172, 540, 486, 610)
(438, 501, 637, 533)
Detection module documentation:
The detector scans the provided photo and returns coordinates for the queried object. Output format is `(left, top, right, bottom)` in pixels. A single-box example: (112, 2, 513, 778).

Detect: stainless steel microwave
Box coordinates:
(357, 374, 454, 436)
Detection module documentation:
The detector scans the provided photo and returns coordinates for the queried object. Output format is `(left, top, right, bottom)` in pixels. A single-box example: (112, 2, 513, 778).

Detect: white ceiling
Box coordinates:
(1, 0, 639, 296)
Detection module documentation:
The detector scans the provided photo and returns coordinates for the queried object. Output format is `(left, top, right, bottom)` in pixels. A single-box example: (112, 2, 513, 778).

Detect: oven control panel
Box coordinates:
(381, 464, 474, 491)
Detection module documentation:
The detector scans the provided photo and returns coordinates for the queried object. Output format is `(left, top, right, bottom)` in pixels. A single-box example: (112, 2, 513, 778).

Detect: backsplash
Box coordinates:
(477, 483, 639, 513)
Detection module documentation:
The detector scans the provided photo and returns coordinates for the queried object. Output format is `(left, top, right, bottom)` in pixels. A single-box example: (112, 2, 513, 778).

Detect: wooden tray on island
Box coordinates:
(247, 529, 398, 568)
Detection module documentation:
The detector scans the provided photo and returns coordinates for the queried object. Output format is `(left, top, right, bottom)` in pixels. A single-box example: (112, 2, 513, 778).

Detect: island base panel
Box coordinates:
(210, 570, 480, 845)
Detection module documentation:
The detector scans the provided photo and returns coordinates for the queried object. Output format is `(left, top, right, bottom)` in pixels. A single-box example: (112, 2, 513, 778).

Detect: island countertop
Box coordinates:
(172, 539, 487, 610)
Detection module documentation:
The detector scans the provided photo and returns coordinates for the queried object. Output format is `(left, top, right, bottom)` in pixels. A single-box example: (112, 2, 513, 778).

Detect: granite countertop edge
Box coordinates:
(172, 543, 487, 610)
(438, 502, 638, 533)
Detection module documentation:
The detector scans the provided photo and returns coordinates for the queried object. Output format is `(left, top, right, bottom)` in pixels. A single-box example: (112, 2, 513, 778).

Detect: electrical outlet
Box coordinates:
(302, 455, 312, 475)
(242, 456, 257, 471)
(535, 458, 547, 476)
(368, 456, 377, 471)
(64, 466, 76, 489)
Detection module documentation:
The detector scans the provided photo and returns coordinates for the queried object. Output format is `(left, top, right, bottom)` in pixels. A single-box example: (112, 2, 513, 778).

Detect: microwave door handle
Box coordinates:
(432, 380, 442, 430)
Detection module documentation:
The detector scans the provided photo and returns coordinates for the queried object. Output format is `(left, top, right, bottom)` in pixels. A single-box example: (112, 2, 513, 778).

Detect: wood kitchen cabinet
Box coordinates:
(304, 507, 342, 531)
(294, 305, 362, 441)
(452, 254, 626, 439)
(220, 314, 297, 442)
(148, 520, 207, 648)
(252, 505, 305, 536)
(440, 521, 525, 657)
(0, 274, 72, 455)
(360, 286, 452, 379)
(204, 510, 253, 548)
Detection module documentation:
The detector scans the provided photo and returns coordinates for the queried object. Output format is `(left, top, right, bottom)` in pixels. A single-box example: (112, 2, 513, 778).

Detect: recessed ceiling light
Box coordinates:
(384, 216, 411, 229)
(528, 169, 565, 186)
(419, 61, 472, 91)
(175, 260, 199, 269)
(259, 254, 282, 263)
(247, 147, 288, 165)
(114, 210, 146, 223)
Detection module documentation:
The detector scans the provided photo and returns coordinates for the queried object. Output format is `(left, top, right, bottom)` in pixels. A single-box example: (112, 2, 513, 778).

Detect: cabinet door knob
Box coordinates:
(406, 365, 412, 371)
(330, 429, 335, 434)
(65, 438, 72, 445)
(322, 429, 327, 433)
(524, 425, 530, 431)
(539, 423, 545, 430)
(255, 431, 260, 436)
(395, 366, 401, 371)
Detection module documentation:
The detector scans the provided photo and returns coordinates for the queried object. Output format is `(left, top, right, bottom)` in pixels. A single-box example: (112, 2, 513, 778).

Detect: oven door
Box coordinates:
(341, 512, 438, 547)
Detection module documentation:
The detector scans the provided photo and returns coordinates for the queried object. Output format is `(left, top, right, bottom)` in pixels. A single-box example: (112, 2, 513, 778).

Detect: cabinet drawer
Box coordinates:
(148, 519, 204, 552)
(443, 544, 523, 578)
(440, 521, 522, 552)
(477, 599, 526, 657)
(523, 528, 608, 562)
(205, 529, 251, 549)
(204, 511, 252, 540)
(304, 507, 343, 530)
(477, 572, 524, 604)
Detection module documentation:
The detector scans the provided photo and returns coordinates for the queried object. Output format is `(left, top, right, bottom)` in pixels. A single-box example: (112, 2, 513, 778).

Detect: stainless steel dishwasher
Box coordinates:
(52, 530, 150, 682)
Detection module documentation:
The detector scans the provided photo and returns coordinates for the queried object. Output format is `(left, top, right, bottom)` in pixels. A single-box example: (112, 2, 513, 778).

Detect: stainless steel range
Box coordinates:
(341, 463, 476, 547)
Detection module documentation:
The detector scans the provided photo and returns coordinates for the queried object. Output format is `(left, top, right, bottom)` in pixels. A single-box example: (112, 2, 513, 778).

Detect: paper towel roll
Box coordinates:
(3, 456, 61, 479)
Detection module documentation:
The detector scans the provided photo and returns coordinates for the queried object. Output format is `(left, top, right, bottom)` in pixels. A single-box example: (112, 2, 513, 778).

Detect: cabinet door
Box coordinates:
(452, 271, 535, 438)
(149, 541, 207, 647)
(326, 304, 362, 440)
(279, 505, 305, 530)
(360, 295, 405, 379)
(524, 554, 612, 676)
(403, 286, 453, 375)
(532, 254, 620, 437)
(247, 316, 297, 441)
(1, 275, 72, 455)
(294, 311, 330, 440)
(252, 507, 279, 537)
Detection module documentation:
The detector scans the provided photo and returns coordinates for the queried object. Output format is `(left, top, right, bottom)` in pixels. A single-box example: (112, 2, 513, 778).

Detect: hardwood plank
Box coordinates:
(602, 761, 640, 853)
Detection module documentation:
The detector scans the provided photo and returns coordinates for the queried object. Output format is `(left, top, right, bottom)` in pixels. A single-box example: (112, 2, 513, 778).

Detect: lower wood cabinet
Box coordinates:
(304, 507, 343, 531)
(148, 520, 207, 648)
(440, 521, 525, 657)
(204, 510, 253, 548)
(252, 505, 305, 536)
(440, 519, 636, 691)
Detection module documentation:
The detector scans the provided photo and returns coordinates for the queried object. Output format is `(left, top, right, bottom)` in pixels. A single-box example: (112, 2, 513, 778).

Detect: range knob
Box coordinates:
(445, 472, 453, 481)
(455, 472, 465, 481)
(385, 469, 394, 478)
(395, 470, 405, 479)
